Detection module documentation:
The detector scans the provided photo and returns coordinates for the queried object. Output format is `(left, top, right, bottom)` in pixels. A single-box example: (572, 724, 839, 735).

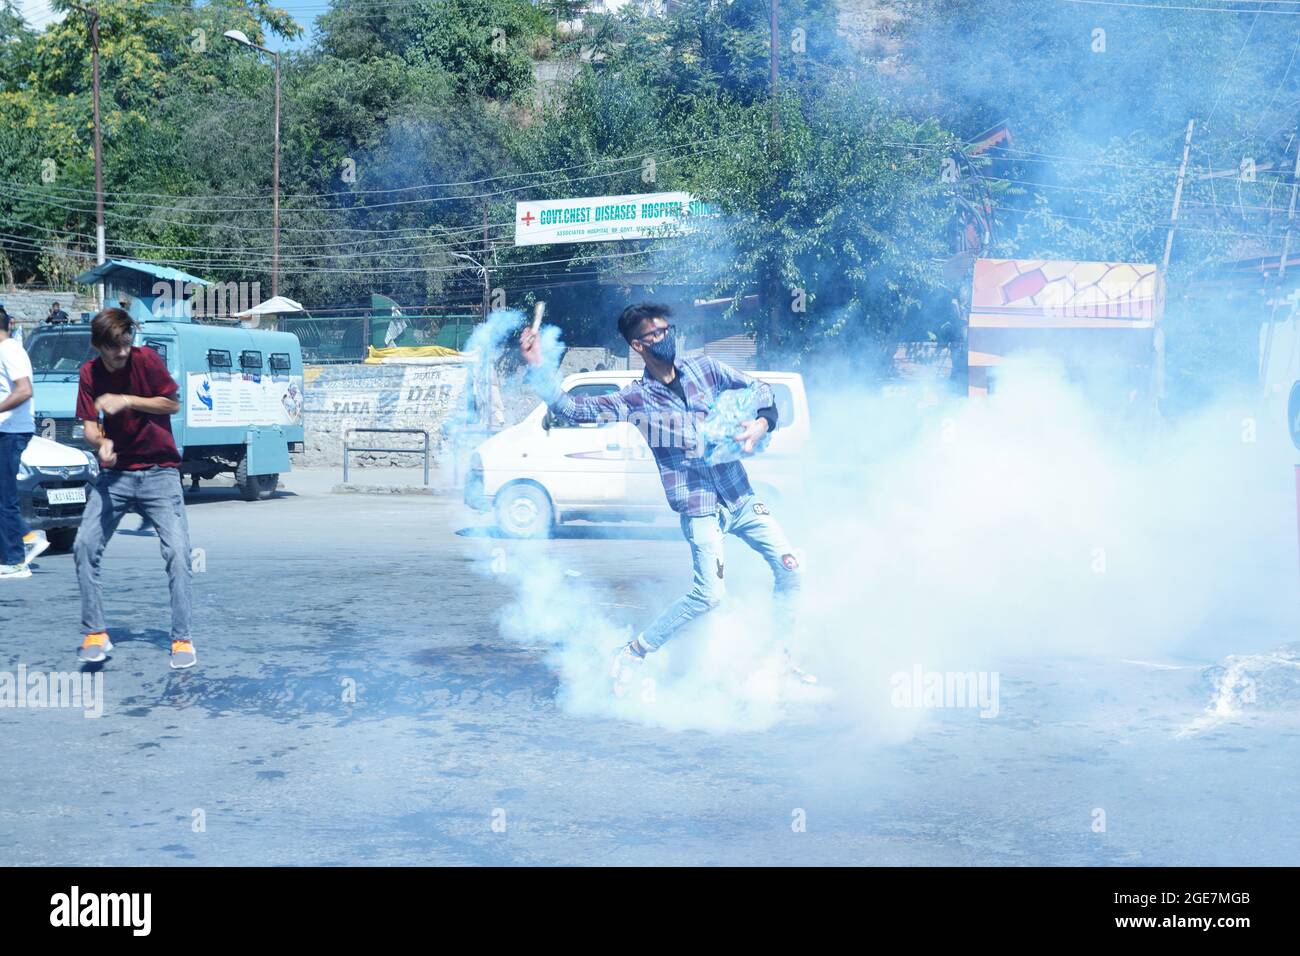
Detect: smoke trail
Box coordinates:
(462, 320, 1300, 735)
(789, 353, 1300, 735)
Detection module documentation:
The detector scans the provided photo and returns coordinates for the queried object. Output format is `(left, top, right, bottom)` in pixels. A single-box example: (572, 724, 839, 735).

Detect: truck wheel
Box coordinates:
(260, 474, 280, 499)
(47, 527, 78, 552)
(493, 482, 554, 539)
(235, 457, 262, 502)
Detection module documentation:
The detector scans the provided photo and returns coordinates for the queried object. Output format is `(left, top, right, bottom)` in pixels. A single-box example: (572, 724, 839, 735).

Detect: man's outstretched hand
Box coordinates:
(735, 417, 769, 454)
(520, 329, 542, 367)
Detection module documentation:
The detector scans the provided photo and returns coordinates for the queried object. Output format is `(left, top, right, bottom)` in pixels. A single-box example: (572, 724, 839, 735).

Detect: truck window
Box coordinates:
(25, 329, 96, 373)
(240, 350, 263, 370)
(208, 349, 232, 368)
(144, 340, 168, 363)
(269, 352, 291, 371)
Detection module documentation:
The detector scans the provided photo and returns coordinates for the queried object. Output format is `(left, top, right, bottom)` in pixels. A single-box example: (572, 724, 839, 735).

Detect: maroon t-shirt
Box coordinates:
(76, 346, 181, 470)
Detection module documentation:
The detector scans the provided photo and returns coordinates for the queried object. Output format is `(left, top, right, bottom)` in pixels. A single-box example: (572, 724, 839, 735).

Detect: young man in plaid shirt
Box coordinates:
(521, 303, 812, 691)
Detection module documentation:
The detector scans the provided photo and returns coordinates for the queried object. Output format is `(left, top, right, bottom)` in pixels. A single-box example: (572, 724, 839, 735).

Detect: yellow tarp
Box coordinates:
(363, 344, 462, 364)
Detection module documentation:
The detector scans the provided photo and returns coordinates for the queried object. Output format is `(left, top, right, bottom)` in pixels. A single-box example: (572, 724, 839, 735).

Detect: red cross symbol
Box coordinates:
(520, 211, 537, 226)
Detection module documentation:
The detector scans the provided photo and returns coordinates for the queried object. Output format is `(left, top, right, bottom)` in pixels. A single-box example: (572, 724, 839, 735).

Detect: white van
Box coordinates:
(466, 370, 811, 537)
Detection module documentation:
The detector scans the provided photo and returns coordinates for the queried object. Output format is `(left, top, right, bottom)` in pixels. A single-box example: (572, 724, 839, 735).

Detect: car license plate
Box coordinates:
(46, 487, 87, 506)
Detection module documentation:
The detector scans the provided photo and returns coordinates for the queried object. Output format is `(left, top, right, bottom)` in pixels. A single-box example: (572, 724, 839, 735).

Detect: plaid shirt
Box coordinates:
(527, 355, 775, 517)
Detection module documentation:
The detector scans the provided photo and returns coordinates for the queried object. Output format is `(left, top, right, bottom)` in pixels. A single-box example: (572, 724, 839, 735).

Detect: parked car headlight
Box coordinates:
(82, 450, 100, 479)
(17, 460, 33, 479)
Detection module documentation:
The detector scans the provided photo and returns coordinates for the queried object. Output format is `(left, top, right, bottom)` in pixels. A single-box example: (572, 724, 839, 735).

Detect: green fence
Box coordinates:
(279, 310, 481, 364)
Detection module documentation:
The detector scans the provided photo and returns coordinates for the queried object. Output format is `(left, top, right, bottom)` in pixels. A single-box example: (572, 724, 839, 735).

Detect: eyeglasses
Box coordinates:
(635, 323, 674, 344)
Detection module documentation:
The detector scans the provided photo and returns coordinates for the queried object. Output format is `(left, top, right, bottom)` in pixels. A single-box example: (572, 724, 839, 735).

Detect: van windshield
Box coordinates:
(26, 329, 96, 374)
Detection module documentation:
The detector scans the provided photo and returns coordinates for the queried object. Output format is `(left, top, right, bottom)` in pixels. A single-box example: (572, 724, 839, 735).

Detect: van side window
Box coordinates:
(207, 349, 232, 369)
(269, 352, 291, 371)
(240, 350, 263, 370)
(552, 383, 620, 428)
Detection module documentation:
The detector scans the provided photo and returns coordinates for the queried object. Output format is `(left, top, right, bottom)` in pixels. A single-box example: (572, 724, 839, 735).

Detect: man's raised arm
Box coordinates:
(520, 327, 635, 425)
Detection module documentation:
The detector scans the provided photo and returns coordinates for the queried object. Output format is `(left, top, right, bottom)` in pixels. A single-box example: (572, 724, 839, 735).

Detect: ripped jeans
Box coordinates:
(638, 494, 802, 652)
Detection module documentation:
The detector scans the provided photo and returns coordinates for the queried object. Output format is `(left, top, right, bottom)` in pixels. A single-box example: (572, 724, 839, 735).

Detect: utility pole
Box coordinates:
(764, 0, 783, 355)
(1258, 136, 1300, 394)
(1155, 120, 1195, 404)
(223, 31, 280, 298)
(482, 202, 491, 319)
(1274, 135, 1300, 285)
(72, 3, 105, 304)
(271, 48, 280, 299)
(769, 0, 780, 136)
(1162, 120, 1195, 272)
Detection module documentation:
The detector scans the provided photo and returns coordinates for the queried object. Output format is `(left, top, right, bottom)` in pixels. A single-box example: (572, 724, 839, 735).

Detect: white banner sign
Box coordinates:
(513, 192, 718, 246)
(187, 372, 305, 428)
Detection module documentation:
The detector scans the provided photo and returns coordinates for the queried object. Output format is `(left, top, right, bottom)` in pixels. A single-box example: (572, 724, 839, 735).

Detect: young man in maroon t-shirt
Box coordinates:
(73, 308, 196, 668)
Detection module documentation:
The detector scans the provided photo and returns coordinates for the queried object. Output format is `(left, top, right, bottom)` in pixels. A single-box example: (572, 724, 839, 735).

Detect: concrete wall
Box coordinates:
(0, 289, 86, 329)
(299, 345, 632, 474)
(559, 346, 621, 374)
(300, 362, 470, 470)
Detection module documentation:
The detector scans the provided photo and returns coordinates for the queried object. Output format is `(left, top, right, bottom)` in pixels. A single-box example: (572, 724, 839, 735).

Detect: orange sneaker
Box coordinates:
(170, 639, 196, 670)
(78, 632, 112, 664)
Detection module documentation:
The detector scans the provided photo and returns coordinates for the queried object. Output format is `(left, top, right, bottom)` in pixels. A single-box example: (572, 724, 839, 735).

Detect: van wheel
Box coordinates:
(235, 457, 262, 501)
(493, 483, 554, 538)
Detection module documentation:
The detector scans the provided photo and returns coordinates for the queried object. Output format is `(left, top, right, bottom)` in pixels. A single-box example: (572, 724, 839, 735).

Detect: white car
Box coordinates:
(18, 435, 99, 551)
(466, 370, 811, 537)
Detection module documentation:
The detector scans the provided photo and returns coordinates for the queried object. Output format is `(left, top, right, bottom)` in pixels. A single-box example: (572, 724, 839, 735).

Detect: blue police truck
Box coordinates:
(25, 260, 305, 502)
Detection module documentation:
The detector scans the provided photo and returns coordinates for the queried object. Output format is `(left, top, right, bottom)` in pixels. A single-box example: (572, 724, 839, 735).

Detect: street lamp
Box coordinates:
(224, 29, 281, 298)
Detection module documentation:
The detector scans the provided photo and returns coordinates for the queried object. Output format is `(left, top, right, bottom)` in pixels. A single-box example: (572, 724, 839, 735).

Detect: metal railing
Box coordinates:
(342, 427, 431, 486)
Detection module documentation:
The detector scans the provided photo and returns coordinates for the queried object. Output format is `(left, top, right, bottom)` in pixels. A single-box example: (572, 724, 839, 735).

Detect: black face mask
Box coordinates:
(642, 327, 676, 365)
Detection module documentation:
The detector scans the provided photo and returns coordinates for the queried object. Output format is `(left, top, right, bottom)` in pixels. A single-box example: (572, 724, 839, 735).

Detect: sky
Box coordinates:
(15, 1, 325, 52)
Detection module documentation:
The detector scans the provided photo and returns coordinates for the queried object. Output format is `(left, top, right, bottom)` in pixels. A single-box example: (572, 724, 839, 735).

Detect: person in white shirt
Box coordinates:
(0, 307, 39, 578)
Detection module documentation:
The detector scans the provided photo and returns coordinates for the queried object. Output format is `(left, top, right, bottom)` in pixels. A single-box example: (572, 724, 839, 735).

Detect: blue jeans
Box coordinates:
(638, 494, 802, 651)
(0, 431, 33, 565)
(74, 466, 193, 641)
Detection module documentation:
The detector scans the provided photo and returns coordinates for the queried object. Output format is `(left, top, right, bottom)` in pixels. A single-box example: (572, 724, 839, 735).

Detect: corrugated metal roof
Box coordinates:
(74, 258, 211, 287)
(636, 333, 758, 371)
(704, 333, 757, 370)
